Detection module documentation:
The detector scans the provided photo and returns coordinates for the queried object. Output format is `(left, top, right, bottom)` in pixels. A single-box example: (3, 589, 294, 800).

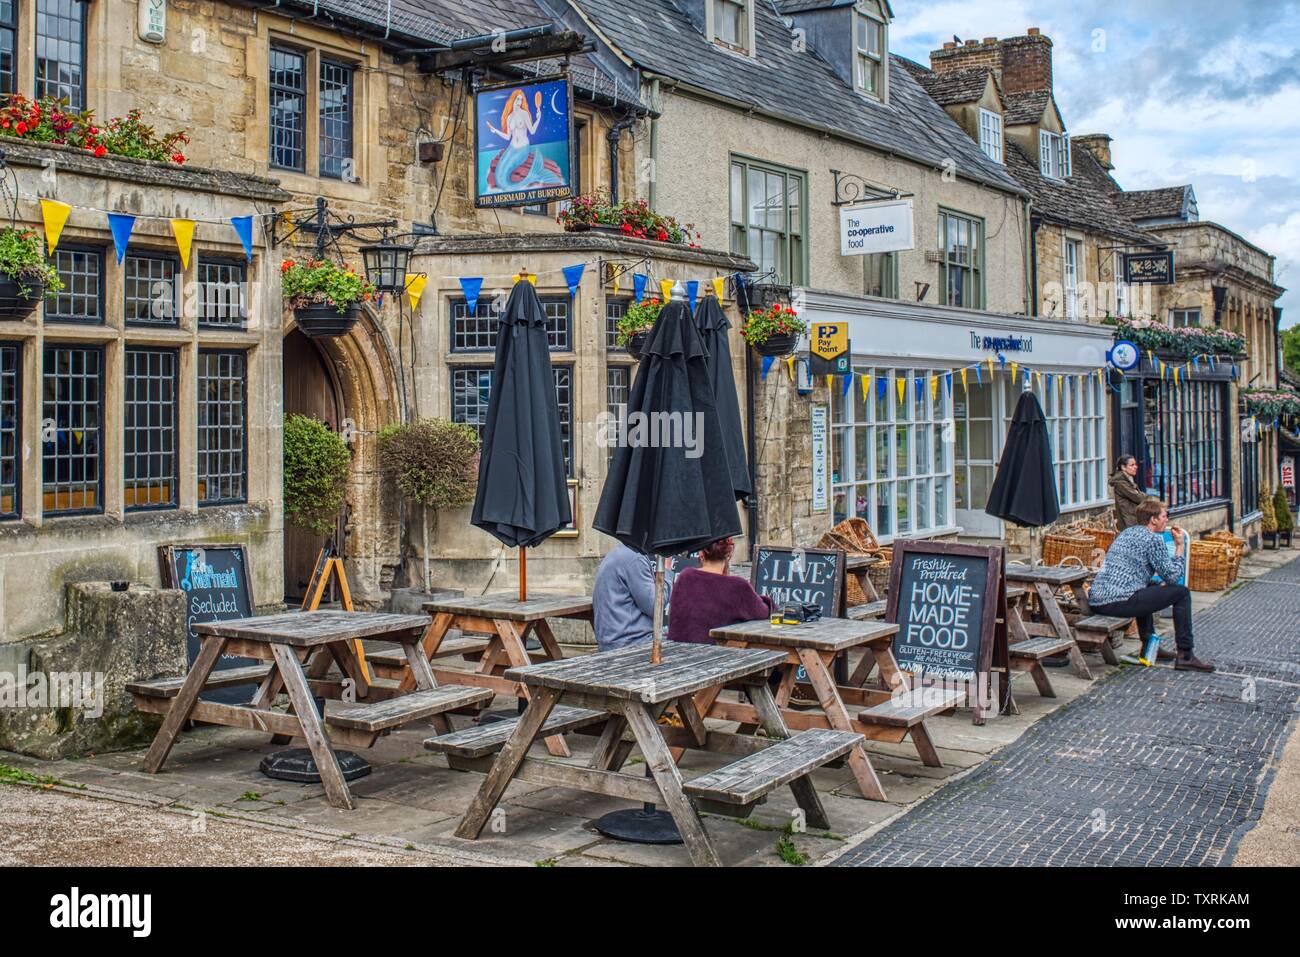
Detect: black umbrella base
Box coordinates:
(260, 748, 371, 783)
(1042, 655, 1071, 668)
(593, 807, 683, 845)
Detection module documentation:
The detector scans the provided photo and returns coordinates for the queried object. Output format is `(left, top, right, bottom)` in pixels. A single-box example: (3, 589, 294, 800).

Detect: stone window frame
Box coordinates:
(318, 56, 355, 180)
(449, 295, 571, 353)
(122, 345, 179, 512)
(268, 35, 365, 184)
(41, 341, 104, 517)
(197, 349, 249, 507)
(1170, 308, 1201, 329)
(123, 247, 182, 327)
(46, 243, 105, 325)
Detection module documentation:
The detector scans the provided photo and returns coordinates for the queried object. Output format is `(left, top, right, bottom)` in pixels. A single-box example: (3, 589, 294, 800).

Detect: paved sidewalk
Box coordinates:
(833, 556, 1300, 867)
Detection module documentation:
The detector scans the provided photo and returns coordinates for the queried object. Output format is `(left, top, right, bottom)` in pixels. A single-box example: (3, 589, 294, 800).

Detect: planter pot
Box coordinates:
(0, 277, 45, 319)
(752, 333, 797, 358)
(561, 222, 591, 233)
(1262, 531, 1277, 550)
(294, 302, 360, 339)
(1281, 530, 1294, 548)
(625, 331, 650, 360)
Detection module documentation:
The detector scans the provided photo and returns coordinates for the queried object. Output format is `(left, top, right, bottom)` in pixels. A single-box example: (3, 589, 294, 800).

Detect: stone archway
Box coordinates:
(282, 305, 404, 608)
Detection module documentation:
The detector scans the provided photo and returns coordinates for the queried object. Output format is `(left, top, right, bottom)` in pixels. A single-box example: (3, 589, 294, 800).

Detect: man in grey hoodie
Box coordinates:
(592, 545, 675, 651)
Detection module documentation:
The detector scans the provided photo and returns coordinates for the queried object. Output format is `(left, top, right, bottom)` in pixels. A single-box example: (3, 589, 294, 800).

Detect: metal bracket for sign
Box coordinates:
(269, 196, 398, 254)
(830, 169, 914, 207)
(600, 256, 652, 290)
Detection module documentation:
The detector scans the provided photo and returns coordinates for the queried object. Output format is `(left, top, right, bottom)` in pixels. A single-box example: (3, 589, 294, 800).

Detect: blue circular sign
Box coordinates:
(1108, 340, 1140, 371)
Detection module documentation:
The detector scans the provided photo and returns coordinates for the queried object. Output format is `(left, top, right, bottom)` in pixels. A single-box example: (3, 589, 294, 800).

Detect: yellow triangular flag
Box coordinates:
(860, 374, 870, 402)
(960, 368, 968, 392)
(712, 277, 725, 300)
(612, 272, 621, 297)
(1173, 366, 1180, 385)
(1010, 361, 1018, 382)
(826, 374, 835, 393)
(405, 273, 428, 312)
(930, 376, 939, 401)
(40, 199, 72, 254)
(511, 271, 536, 285)
(896, 376, 906, 405)
(987, 357, 995, 379)
(660, 279, 673, 302)
(170, 219, 196, 269)
(785, 356, 796, 381)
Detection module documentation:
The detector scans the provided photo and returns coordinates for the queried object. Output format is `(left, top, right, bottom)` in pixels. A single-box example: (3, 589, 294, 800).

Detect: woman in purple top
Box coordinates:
(668, 537, 773, 645)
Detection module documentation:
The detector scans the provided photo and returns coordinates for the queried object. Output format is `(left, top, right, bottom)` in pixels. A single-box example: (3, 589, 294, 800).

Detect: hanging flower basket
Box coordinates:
(615, 297, 663, 358)
(294, 302, 360, 338)
(626, 330, 649, 360)
(282, 258, 375, 340)
(741, 303, 806, 358)
(0, 276, 45, 319)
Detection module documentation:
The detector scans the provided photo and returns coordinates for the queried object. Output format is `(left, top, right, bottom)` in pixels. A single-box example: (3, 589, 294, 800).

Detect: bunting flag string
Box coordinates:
(686, 279, 699, 312)
(633, 273, 647, 303)
(405, 273, 428, 312)
(562, 263, 585, 298)
(230, 216, 254, 261)
(40, 199, 72, 254)
(459, 276, 483, 313)
(861, 373, 871, 402)
(712, 276, 726, 300)
(170, 219, 196, 270)
(761, 356, 774, 381)
(107, 213, 136, 264)
(659, 279, 673, 302)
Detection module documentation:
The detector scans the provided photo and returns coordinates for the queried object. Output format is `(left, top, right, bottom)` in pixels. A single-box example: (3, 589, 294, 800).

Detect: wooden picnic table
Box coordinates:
(442, 642, 859, 867)
(1004, 563, 1095, 678)
(704, 617, 959, 801)
(380, 593, 593, 758)
(129, 611, 492, 810)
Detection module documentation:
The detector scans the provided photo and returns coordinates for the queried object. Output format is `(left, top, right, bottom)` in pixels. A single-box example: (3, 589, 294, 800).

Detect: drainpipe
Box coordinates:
(648, 78, 660, 209)
(1024, 197, 1038, 317)
(607, 113, 638, 203)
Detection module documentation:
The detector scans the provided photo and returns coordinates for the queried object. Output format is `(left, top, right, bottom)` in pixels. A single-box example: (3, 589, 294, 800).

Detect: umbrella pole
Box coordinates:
(519, 547, 527, 602)
(651, 555, 664, 665)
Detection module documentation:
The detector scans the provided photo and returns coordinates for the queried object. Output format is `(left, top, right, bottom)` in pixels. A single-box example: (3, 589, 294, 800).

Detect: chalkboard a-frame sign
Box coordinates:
(884, 540, 1006, 724)
(158, 543, 257, 704)
(750, 547, 845, 620)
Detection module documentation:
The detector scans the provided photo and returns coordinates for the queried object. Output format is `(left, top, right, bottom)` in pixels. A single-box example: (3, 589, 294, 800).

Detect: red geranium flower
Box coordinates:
(14, 122, 26, 135)
(93, 145, 107, 157)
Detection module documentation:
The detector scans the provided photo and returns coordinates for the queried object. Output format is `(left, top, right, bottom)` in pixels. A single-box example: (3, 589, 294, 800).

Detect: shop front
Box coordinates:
(803, 290, 1114, 545)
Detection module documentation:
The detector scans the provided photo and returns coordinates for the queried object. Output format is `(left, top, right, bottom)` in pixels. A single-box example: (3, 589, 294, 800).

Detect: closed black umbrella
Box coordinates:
(471, 281, 571, 594)
(986, 388, 1060, 559)
(694, 295, 751, 500)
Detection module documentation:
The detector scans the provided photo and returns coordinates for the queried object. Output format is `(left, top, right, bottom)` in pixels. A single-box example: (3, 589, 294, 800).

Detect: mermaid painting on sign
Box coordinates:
(475, 77, 572, 207)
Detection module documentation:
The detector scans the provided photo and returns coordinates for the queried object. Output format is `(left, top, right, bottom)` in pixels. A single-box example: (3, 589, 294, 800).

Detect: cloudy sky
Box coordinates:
(889, 0, 1300, 326)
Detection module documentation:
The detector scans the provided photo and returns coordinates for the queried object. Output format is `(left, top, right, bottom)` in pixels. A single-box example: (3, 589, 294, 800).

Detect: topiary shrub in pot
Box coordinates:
(1274, 486, 1294, 548)
(0, 226, 62, 318)
(283, 413, 352, 537)
(378, 418, 480, 590)
(1260, 484, 1277, 549)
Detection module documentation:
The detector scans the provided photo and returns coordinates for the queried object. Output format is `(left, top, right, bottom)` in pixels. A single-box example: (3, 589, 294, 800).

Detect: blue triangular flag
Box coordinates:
(686, 280, 699, 312)
(914, 377, 923, 401)
(230, 215, 254, 261)
(633, 273, 647, 304)
(108, 213, 136, 264)
(944, 372, 953, 395)
(998, 353, 1007, 370)
(842, 373, 853, 397)
(1208, 356, 1216, 371)
(974, 364, 982, 385)
(877, 377, 887, 400)
(459, 276, 483, 313)
(761, 356, 774, 380)
(562, 263, 585, 298)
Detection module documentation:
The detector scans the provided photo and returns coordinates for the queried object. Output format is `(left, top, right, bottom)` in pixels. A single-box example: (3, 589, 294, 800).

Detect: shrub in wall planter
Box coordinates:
(282, 258, 377, 338)
(0, 227, 62, 318)
(0, 95, 189, 164)
(741, 303, 806, 357)
(556, 195, 701, 247)
(1107, 316, 1247, 360)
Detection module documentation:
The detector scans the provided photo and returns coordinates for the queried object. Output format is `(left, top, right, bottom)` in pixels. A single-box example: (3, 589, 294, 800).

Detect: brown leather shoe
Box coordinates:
(1175, 653, 1215, 673)
(1156, 647, 1177, 662)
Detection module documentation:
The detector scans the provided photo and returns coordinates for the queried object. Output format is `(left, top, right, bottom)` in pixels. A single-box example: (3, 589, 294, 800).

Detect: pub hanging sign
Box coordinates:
(1123, 251, 1175, 285)
(474, 76, 574, 208)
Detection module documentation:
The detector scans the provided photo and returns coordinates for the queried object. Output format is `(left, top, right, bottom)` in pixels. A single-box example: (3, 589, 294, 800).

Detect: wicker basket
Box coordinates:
(867, 546, 893, 599)
(1187, 540, 1231, 592)
(1042, 532, 1095, 567)
(1078, 525, 1118, 554)
(1204, 530, 1246, 583)
(817, 518, 885, 605)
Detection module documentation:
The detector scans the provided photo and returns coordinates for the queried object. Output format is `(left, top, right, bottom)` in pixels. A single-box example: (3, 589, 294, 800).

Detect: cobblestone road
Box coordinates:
(836, 558, 1300, 867)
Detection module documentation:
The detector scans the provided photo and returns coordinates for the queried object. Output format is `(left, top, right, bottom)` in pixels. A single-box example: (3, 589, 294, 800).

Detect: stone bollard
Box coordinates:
(0, 582, 187, 759)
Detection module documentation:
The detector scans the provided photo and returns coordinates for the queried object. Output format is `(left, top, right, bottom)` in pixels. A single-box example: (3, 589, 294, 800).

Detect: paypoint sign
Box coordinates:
(810, 322, 850, 376)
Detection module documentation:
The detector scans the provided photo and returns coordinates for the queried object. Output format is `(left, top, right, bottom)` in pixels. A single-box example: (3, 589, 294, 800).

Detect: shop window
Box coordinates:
(35, 0, 85, 110)
(124, 347, 177, 510)
(0, 342, 18, 519)
(197, 350, 247, 505)
(451, 365, 573, 476)
(1004, 374, 1106, 509)
(1241, 428, 1260, 517)
(269, 45, 307, 172)
(605, 297, 630, 351)
(47, 246, 103, 324)
(831, 365, 953, 539)
(939, 210, 983, 309)
(197, 258, 248, 328)
(0, 1, 16, 95)
(124, 251, 180, 325)
(730, 158, 806, 285)
(1135, 378, 1226, 509)
(42, 343, 102, 515)
(450, 297, 570, 352)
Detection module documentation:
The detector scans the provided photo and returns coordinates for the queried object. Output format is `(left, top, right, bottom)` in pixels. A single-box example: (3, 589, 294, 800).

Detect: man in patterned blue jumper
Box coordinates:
(1089, 497, 1215, 673)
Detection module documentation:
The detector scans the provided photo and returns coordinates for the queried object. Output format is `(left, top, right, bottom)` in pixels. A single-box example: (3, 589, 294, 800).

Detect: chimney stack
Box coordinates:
(1073, 134, 1114, 171)
(929, 28, 1054, 96)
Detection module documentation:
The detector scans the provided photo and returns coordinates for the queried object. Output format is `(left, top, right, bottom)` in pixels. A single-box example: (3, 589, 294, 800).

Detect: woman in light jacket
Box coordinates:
(1109, 454, 1146, 531)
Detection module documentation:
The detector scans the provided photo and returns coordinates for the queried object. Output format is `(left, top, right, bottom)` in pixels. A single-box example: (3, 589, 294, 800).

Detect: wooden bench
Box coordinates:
(1073, 615, 1133, 666)
(1008, 636, 1077, 698)
(682, 728, 860, 816)
(424, 705, 608, 760)
(859, 688, 962, 728)
(846, 600, 888, 621)
(126, 665, 273, 699)
(324, 684, 493, 734)
(366, 636, 492, 669)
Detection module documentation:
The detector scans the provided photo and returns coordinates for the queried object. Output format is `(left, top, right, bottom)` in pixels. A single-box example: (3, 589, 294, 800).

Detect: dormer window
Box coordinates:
(709, 0, 749, 53)
(978, 109, 1003, 164)
(1040, 130, 1070, 179)
(855, 11, 885, 97)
